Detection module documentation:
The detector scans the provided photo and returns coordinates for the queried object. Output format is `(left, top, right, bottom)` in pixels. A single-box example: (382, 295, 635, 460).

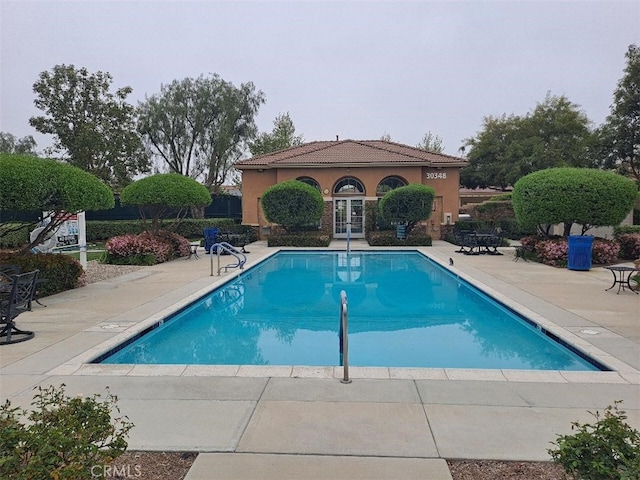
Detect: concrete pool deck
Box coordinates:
(1, 240, 638, 479)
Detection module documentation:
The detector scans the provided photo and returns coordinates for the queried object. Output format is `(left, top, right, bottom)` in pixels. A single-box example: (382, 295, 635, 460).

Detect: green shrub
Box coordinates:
(261, 180, 325, 233)
(267, 231, 331, 247)
(614, 225, 640, 237)
(0, 384, 133, 480)
(549, 401, 640, 480)
(378, 184, 436, 236)
(367, 231, 433, 246)
(0, 223, 31, 249)
(85, 218, 246, 242)
(2, 219, 251, 248)
(0, 251, 83, 296)
(0, 154, 115, 252)
(512, 168, 637, 237)
(616, 233, 640, 260)
(120, 173, 212, 233)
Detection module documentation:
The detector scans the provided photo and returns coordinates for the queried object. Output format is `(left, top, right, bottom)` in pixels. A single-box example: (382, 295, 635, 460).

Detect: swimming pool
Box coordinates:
(98, 251, 603, 371)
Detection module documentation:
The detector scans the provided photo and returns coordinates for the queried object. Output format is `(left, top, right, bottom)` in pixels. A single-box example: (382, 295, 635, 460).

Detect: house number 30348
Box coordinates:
(426, 172, 447, 179)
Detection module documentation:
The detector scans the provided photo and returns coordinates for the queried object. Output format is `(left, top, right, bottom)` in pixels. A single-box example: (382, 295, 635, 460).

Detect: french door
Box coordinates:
(334, 198, 364, 239)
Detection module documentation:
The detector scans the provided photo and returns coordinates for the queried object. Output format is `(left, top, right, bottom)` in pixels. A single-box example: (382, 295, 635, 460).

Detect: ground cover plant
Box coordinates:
(0, 384, 133, 479)
(548, 401, 640, 479)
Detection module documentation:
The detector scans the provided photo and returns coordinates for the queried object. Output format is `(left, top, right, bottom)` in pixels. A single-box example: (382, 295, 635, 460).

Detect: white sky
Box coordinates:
(1, 0, 639, 156)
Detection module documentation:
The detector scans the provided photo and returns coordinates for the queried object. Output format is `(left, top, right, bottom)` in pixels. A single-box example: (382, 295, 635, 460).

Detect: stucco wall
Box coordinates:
(240, 165, 463, 237)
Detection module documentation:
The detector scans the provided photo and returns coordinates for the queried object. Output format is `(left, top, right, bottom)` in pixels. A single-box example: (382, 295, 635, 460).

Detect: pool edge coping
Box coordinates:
(47, 247, 640, 385)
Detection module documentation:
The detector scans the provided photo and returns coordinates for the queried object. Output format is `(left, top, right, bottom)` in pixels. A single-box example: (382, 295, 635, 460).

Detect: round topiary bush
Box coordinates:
(512, 168, 637, 237)
(378, 184, 436, 236)
(260, 180, 324, 233)
(120, 173, 212, 232)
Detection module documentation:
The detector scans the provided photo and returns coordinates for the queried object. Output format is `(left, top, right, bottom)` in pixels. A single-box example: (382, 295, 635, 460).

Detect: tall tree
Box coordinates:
(599, 44, 640, 184)
(0, 132, 38, 155)
(138, 74, 265, 193)
(461, 94, 595, 189)
(248, 112, 303, 156)
(29, 64, 150, 189)
(416, 131, 444, 153)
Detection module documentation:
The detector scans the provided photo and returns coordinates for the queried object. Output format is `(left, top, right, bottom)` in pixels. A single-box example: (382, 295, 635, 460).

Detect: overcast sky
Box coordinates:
(1, 0, 639, 156)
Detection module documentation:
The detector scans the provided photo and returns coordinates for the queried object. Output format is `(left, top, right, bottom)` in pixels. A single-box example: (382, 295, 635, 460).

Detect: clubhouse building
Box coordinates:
(235, 139, 468, 240)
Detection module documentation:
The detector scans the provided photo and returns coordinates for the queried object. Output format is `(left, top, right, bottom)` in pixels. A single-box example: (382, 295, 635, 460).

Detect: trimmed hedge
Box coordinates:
(0, 219, 255, 248)
(367, 231, 433, 246)
(267, 232, 331, 247)
(87, 218, 247, 241)
(0, 251, 83, 297)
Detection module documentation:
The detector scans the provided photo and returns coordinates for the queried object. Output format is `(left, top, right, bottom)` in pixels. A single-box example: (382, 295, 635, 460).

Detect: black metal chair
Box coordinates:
(0, 270, 39, 345)
(0, 264, 21, 278)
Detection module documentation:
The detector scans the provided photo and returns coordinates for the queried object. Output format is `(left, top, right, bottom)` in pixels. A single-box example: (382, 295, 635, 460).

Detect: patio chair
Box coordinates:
(0, 264, 45, 309)
(0, 270, 39, 345)
(0, 264, 21, 279)
(203, 227, 222, 254)
(453, 227, 477, 254)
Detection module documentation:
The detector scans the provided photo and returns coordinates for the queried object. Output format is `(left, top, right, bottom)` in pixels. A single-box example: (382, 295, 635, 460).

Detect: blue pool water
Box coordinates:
(99, 251, 602, 370)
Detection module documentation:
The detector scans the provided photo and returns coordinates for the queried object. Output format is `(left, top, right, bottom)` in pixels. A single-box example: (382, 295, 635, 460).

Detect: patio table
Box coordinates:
(604, 266, 640, 294)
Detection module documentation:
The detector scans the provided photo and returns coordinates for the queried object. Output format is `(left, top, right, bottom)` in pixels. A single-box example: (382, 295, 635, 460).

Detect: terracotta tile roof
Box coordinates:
(235, 140, 468, 169)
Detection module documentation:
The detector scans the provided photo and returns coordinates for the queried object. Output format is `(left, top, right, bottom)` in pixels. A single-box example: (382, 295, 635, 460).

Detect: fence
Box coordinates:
(1, 195, 242, 223)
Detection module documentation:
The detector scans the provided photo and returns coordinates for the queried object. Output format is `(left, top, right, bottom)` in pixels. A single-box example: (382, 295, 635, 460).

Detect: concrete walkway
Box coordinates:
(1, 240, 638, 479)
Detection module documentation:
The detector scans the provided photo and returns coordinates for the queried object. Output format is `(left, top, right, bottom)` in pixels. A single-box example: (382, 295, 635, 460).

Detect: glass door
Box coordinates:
(334, 198, 364, 239)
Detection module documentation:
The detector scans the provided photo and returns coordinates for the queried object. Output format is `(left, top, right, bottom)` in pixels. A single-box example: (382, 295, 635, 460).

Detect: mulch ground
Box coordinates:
(109, 452, 570, 479)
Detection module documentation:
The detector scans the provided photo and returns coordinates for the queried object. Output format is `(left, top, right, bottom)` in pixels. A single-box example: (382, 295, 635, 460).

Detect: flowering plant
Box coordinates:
(591, 239, 620, 265)
(105, 231, 190, 265)
(535, 239, 568, 266)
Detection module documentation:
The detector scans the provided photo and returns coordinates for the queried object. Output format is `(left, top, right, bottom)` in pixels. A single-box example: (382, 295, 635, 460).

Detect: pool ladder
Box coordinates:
(339, 290, 351, 384)
(210, 242, 247, 276)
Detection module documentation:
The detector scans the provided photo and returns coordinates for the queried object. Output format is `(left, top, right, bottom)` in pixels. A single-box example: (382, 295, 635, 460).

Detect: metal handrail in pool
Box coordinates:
(209, 242, 247, 276)
(339, 290, 351, 384)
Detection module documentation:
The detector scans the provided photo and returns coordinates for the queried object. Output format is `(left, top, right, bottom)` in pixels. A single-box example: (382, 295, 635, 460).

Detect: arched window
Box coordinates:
(334, 177, 365, 195)
(296, 176, 321, 191)
(376, 176, 407, 196)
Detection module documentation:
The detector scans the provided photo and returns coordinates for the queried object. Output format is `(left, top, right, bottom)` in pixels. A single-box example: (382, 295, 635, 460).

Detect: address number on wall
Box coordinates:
(426, 172, 447, 179)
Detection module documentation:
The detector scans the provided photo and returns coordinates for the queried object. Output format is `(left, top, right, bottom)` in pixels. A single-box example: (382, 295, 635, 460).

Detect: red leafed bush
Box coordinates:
(105, 231, 189, 265)
(591, 239, 621, 265)
(535, 239, 568, 267)
(522, 236, 624, 267)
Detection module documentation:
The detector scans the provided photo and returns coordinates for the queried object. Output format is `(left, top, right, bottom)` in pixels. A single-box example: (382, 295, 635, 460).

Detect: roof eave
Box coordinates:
(236, 161, 468, 170)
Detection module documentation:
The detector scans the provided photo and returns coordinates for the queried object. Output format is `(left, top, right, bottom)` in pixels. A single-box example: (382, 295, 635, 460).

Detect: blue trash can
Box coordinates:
(567, 235, 594, 271)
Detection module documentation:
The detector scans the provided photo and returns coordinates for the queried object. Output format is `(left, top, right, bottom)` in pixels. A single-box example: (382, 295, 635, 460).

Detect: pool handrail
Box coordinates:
(339, 290, 351, 384)
(209, 242, 247, 276)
